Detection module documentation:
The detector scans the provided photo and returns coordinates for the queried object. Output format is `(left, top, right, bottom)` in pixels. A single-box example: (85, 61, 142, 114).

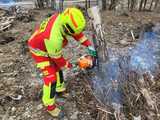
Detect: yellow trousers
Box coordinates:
(42, 70, 66, 106)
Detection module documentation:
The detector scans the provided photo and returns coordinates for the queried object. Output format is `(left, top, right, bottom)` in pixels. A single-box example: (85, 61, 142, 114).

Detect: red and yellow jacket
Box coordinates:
(28, 13, 91, 69)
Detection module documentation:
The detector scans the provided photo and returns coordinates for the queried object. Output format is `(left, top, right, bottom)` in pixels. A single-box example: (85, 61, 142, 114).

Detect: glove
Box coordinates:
(87, 46, 97, 57)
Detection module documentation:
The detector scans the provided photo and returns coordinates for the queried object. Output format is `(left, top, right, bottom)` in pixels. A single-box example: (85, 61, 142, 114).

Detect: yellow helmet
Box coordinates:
(61, 7, 86, 35)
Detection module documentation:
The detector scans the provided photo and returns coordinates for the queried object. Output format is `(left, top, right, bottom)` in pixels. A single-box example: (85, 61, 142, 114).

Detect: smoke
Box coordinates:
(130, 31, 160, 74)
(90, 24, 160, 115)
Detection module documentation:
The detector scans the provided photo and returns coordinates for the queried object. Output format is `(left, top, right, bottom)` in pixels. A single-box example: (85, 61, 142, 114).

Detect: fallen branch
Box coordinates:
(0, 14, 15, 32)
(97, 105, 113, 115)
(131, 30, 136, 41)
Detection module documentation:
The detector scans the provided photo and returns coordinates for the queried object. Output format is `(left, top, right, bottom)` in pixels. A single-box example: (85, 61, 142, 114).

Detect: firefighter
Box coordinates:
(28, 7, 96, 117)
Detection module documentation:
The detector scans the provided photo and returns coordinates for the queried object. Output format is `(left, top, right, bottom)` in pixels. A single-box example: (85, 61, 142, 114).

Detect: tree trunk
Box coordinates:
(44, 0, 49, 8)
(143, 0, 148, 10)
(59, 0, 64, 12)
(51, 0, 55, 10)
(85, 0, 88, 11)
(102, 0, 107, 10)
(130, 0, 136, 11)
(37, 0, 44, 8)
(88, 0, 91, 8)
(128, 0, 130, 10)
(154, 0, 160, 9)
(109, 0, 117, 10)
(139, 0, 144, 11)
(149, 0, 154, 10)
(96, 0, 98, 6)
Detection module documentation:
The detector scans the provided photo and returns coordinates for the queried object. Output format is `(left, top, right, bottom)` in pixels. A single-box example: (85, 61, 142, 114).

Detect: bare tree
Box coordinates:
(143, 0, 148, 10)
(154, 0, 160, 9)
(128, 0, 136, 11)
(149, 0, 154, 10)
(35, 0, 159, 12)
(102, 0, 107, 10)
(51, 0, 55, 10)
(37, 0, 44, 8)
(59, 0, 64, 12)
(85, 0, 91, 10)
(109, 0, 118, 10)
(139, 0, 144, 11)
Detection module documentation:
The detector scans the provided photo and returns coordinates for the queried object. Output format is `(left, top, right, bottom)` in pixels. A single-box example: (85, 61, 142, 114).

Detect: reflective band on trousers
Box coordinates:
(37, 61, 50, 69)
(29, 46, 49, 57)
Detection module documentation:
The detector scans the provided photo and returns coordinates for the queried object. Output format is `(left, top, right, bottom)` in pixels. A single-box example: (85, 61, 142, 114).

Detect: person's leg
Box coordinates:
(56, 70, 69, 98)
(56, 70, 66, 93)
(43, 82, 56, 106)
(30, 53, 61, 117)
(42, 80, 61, 117)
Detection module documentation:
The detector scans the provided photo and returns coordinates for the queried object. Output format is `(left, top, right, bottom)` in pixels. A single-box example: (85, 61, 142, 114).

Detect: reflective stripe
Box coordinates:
(64, 8, 69, 16)
(39, 17, 51, 33)
(49, 50, 62, 58)
(29, 46, 48, 57)
(49, 54, 61, 59)
(37, 61, 50, 69)
(79, 36, 87, 43)
(29, 46, 62, 59)
(70, 13, 78, 28)
(43, 70, 49, 76)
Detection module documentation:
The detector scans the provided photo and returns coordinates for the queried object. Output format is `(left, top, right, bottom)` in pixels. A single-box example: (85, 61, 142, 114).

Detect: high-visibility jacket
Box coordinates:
(28, 13, 92, 69)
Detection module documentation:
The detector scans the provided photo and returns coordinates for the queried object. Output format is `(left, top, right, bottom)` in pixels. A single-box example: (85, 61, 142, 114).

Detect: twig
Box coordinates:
(0, 24, 11, 31)
(97, 106, 113, 115)
(135, 93, 141, 102)
(131, 30, 136, 41)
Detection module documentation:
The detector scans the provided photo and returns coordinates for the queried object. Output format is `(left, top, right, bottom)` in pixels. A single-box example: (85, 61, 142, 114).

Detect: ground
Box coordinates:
(0, 8, 160, 120)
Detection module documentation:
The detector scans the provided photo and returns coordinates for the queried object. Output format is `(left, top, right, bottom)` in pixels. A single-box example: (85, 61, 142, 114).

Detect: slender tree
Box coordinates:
(51, 0, 55, 10)
(109, 0, 117, 10)
(102, 0, 107, 10)
(128, 0, 136, 11)
(154, 0, 160, 9)
(37, 0, 44, 8)
(128, 0, 130, 10)
(139, 0, 144, 11)
(143, 0, 148, 10)
(149, 0, 154, 10)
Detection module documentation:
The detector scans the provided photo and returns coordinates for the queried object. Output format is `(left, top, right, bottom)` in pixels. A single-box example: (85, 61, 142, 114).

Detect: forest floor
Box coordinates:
(0, 8, 160, 120)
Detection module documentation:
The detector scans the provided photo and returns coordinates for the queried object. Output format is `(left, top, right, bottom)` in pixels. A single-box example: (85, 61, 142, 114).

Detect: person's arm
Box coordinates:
(73, 32, 92, 47)
(73, 32, 97, 57)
